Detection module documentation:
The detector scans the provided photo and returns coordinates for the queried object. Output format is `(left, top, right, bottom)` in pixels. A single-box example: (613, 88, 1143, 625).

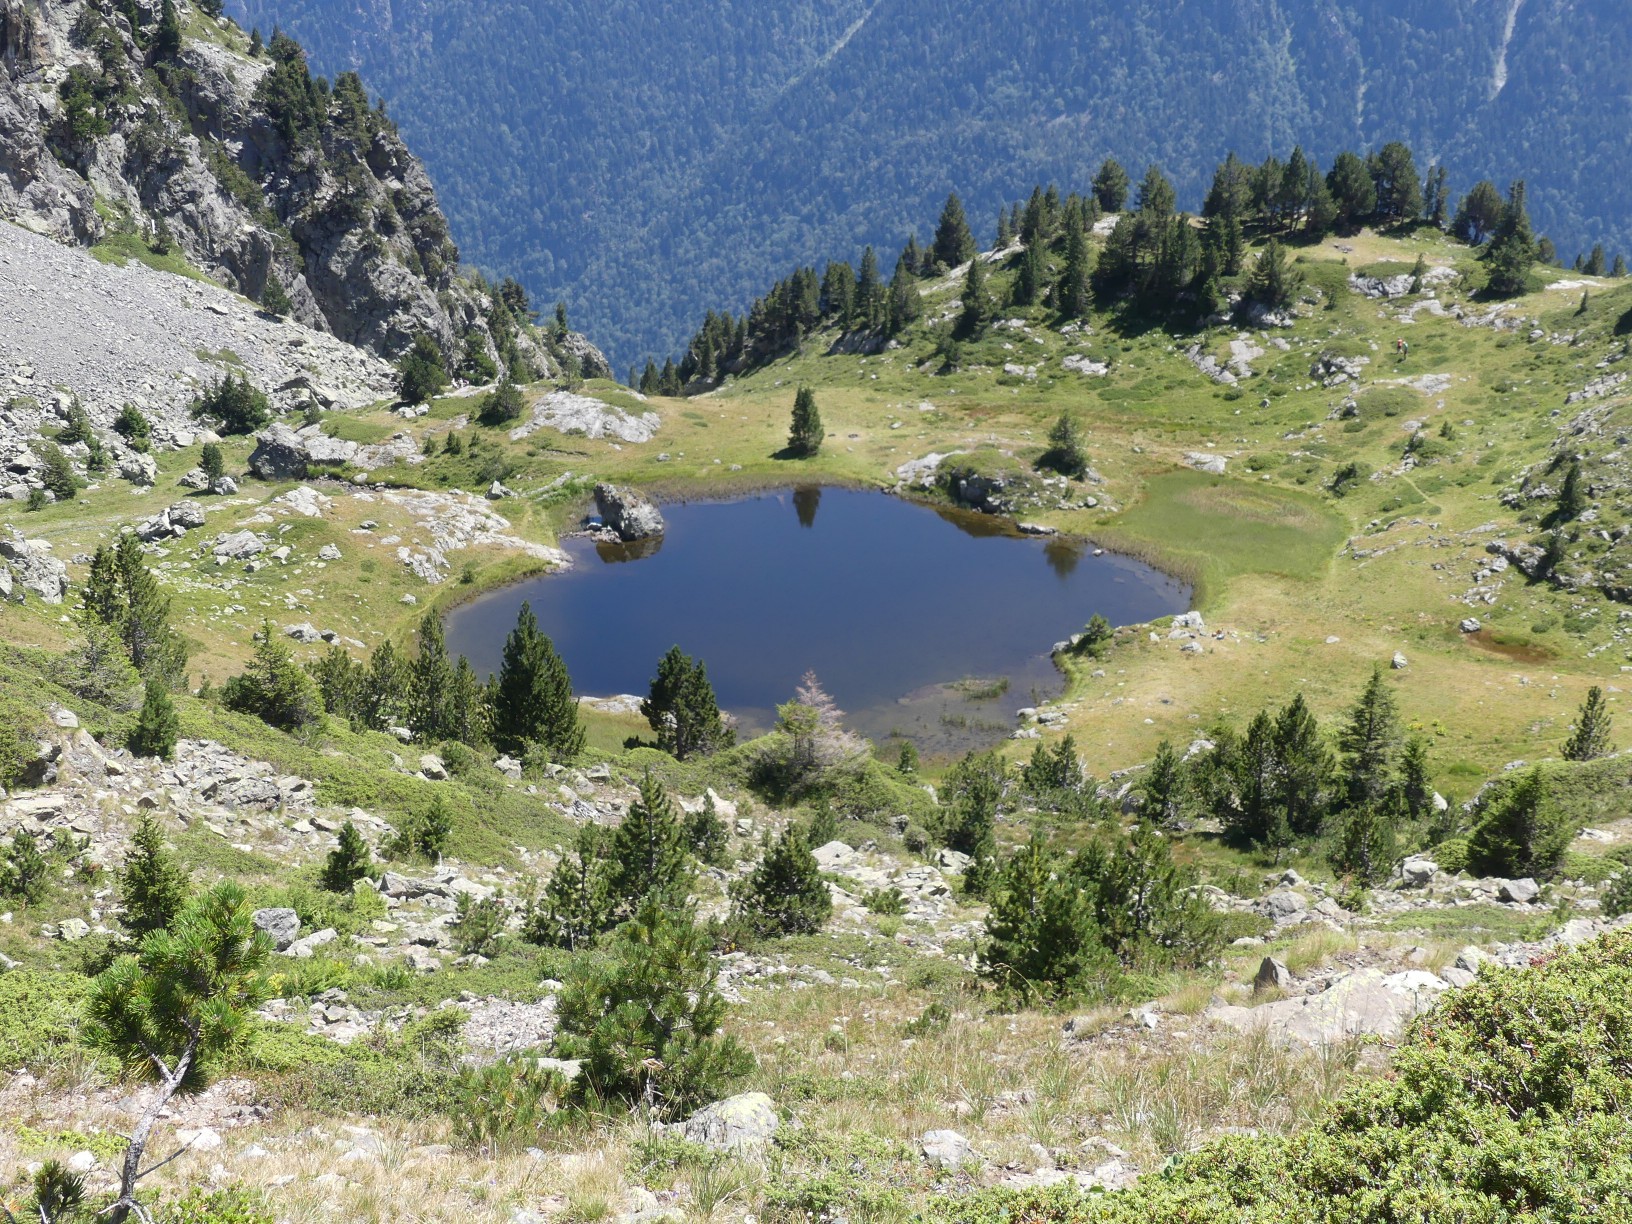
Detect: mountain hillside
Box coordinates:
(0, 0, 605, 380)
(226, 0, 1632, 367)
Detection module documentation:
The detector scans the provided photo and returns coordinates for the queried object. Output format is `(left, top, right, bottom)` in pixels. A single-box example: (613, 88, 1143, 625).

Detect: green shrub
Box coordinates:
(155, 1186, 274, 1224)
(1603, 871, 1632, 919)
(452, 890, 507, 955)
(863, 886, 906, 916)
(931, 929, 1632, 1223)
(1430, 836, 1470, 875)
(1, 830, 50, 905)
(1559, 851, 1619, 885)
(450, 1057, 570, 1155)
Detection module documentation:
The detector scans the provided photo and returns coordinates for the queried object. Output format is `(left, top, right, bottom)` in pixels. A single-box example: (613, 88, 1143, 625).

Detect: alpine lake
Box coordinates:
(445, 487, 1189, 757)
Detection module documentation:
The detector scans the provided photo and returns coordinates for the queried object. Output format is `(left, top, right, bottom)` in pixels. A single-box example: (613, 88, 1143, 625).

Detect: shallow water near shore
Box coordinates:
(445, 487, 1189, 755)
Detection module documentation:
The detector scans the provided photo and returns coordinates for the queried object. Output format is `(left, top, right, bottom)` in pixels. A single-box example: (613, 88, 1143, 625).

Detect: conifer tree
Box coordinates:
(1245, 237, 1304, 310)
(1141, 739, 1187, 824)
(1326, 151, 1376, 230)
(943, 750, 1004, 894)
(1453, 180, 1506, 245)
(885, 253, 922, 335)
(128, 680, 179, 760)
(476, 377, 526, 425)
(200, 442, 225, 482)
(1136, 164, 1176, 220)
(260, 273, 293, 317)
(408, 613, 456, 742)
(957, 253, 993, 336)
(528, 824, 611, 950)
(321, 820, 372, 892)
(1556, 460, 1588, 521)
(1041, 411, 1087, 478)
(190, 374, 270, 435)
(1585, 244, 1607, 276)
(88, 884, 270, 1224)
(1484, 180, 1538, 298)
(1400, 735, 1434, 820)
(1615, 255, 1628, 278)
(788, 385, 823, 456)
(118, 812, 190, 941)
(1014, 239, 1047, 307)
(1369, 141, 1422, 223)
(1331, 801, 1398, 885)
(489, 603, 584, 759)
(982, 836, 1108, 1002)
(1468, 767, 1570, 879)
(221, 619, 323, 730)
(0, 830, 47, 906)
(554, 893, 752, 1113)
(1563, 686, 1614, 762)
(855, 246, 884, 327)
(606, 770, 691, 916)
(821, 260, 856, 326)
(1340, 666, 1403, 807)
(85, 533, 188, 688)
(932, 192, 977, 269)
(360, 639, 408, 730)
(1059, 222, 1092, 316)
(641, 645, 731, 759)
(732, 823, 831, 939)
(687, 791, 731, 866)
(1092, 158, 1130, 212)
(396, 334, 448, 405)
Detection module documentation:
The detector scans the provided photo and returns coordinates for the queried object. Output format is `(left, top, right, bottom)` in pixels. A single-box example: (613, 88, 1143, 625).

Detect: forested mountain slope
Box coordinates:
(228, 0, 1632, 368)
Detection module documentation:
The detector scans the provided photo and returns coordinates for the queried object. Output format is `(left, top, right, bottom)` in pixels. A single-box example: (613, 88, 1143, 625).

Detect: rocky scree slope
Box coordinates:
(0, 0, 606, 379)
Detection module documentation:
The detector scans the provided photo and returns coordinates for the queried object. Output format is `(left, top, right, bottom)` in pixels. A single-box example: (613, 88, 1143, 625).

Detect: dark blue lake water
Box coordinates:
(445, 488, 1188, 754)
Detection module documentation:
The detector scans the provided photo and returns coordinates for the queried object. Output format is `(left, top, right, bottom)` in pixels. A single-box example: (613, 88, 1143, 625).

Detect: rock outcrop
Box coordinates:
(594, 483, 665, 541)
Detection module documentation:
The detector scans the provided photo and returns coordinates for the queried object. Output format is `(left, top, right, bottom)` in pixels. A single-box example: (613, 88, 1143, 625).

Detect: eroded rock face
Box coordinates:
(0, 527, 67, 603)
(594, 483, 666, 540)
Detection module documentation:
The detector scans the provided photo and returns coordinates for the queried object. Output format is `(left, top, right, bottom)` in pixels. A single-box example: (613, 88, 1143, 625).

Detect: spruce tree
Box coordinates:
(118, 813, 190, 941)
(788, 385, 823, 456)
(932, 192, 977, 269)
(489, 603, 584, 759)
(128, 680, 179, 760)
(321, 820, 372, 892)
(731, 823, 832, 939)
(1400, 735, 1433, 820)
(606, 769, 692, 916)
(885, 253, 922, 335)
(1563, 686, 1613, 761)
(1092, 158, 1130, 212)
(1340, 666, 1403, 807)
(408, 613, 457, 742)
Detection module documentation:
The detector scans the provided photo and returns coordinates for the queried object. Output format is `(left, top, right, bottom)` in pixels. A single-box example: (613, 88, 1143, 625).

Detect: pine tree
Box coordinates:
(37, 442, 78, 501)
(641, 645, 731, 759)
(477, 377, 527, 426)
(1468, 768, 1570, 879)
(732, 823, 832, 939)
(528, 824, 611, 950)
(260, 273, 293, 317)
(1136, 164, 1176, 220)
(1563, 686, 1614, 761)
(1400, 735, 1433, 820)
(1041, 411, 1087, 478)
(87, 884, 271, 1224)
(1556, 460, 1588, 521)
(489, 603, 584, 759)
(84, 533, 188, 688)
(200, 442, 225, 482)
(128, 680, 179, 760)
(1585, 244, 1608, 276)
(221, 619, 323, 730)
(554, 893, 753, 1113)
(408, 613, 457, 742)
(1331, 801, 1399, 885)
(1014, 239, 1047, 307)
(396, 334, 448, 405)
(821, 260, 856, 326)
(855, 246, 884, 328)
(1369, 141, 1422, 224)
(687, 791, 731, 866)
(1275, 692, 1334, 836)
(1059, 222, 1092, 317)
(788, 385, 823, 455)
(1453, 180, 1507, 245)
(957, 253, 993, 336)
(1326, 151, 1376, 231)
(1078, 824, 1221, 968)
(885, 253, 922, 335)
(1092, 158, 1130, 212)
(1484, 180, 1538, 298)
(606, 770, 692, 916)
(932, 193, 976, 269)
(897, 739, 919, 775)
(1340, 666, 1403, 807)
(321, 820, 373, 892)
(190, 374, 270, 435)
(1614, 255, 1628, 278)
(360, 639, 408, 730)
(1141, 740, 1187, 824)
(118, 813, 190, 941)
(0, 830, 48, 906)
(153, 0, 182, 59)
(1246, 237, 1304, 310)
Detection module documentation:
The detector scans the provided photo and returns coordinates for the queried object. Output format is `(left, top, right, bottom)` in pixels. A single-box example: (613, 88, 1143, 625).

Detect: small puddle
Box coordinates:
(445, 487, 1189, 755)
(1464, 627, 1556, 664)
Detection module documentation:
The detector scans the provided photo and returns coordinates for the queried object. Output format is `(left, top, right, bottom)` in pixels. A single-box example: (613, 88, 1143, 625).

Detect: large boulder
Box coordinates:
(669, 1092, 780, 1155)
(1209, 968, 1448, 1049)
(248, 424, 360, 481)
(594, 483, 665, 541)
(252, 907, 301, 952)
(0, 527, 68, 603)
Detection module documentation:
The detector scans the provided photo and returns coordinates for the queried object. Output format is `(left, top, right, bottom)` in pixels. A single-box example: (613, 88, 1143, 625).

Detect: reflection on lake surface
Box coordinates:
(445, 488, 1189, 755)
